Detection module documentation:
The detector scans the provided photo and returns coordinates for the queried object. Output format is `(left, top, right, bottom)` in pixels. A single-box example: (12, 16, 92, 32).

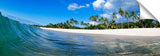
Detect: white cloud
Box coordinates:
(100, 13, 111, 18)
(92, 0, 139, 22)
(117, 14, 122, 19)
(83, 21, 88, 23)
(67, 3, 90, 10)
(89, 21, 99, 25)
(79, 6, 85, 8)
(92, 0, 139, 11)
(104, 1, 113, 10)
(86, 4, 90, 7)
(92, 0, 105, 9)
(110, 0, 139, 11)
(67, 3, 84, 10)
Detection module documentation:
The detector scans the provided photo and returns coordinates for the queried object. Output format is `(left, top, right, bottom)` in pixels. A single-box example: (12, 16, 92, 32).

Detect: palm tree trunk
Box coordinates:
(134, 19, 136, 28)
(128, 20, 129, 28)
(121, 17, 123, 29)
(128, 19, 130, 28)
(116, 24, 117, 29)
(116, 21, 118, 29)
(107, 24, 109, 29)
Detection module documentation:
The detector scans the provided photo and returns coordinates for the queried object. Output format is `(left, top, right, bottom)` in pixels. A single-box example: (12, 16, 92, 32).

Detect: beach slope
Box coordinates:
(41, 27, 160, 37)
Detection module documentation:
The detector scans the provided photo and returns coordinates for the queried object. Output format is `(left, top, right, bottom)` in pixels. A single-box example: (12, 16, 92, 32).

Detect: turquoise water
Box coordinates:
(1, 14, 160, 56)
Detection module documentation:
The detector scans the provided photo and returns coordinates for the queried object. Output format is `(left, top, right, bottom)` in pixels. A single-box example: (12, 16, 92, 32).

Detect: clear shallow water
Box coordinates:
(1, 15, 160, 56)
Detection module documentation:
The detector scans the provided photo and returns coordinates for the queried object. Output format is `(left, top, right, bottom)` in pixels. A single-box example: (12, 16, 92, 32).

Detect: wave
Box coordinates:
(0, 14, 53, 56)
(0, 14, 100, 56)
(1, 13, 160, 56)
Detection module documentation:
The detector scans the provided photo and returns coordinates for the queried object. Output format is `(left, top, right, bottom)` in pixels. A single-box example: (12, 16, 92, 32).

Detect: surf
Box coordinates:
(1, 12, 160, 56)
(0, 13, 100, 56)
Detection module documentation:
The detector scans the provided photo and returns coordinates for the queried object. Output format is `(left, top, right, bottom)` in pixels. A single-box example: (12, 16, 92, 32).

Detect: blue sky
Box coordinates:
(0, 0, 139, 26)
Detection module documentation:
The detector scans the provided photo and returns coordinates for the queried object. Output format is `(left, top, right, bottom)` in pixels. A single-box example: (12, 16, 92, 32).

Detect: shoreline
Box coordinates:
(40, 27, 160, 37)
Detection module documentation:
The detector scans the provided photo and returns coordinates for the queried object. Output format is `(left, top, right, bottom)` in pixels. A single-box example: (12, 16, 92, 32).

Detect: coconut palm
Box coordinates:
(138, 13, 142, 26)
(59, 23, 63, 28)
(70, 18, 74, 24)
(81, 21, 84, 25)
(131, 11, 138, 28)
(99, 17, 109, 24)
(131, 11, 138, 22)
(81, 21, 89, 27)
(109, 20, 115, 29)
(72, 20, 79, 25)
(104, 17, 109, 28)
(125, 11, 130, 28)
(89, 15, 99, 25)
(112, 13, 117, 28)
(66, 20, 71, 28)
(70, 18, 79, 25)
(48, 23, 54, 28)
(98, 17, 109, 28)
(98, 17, 105, 24)
(73, 20, 78, 24)
(119, 8, 125, 28)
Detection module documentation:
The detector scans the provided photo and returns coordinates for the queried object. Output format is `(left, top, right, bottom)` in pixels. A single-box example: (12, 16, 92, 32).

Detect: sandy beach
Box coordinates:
(41, 27, 160, 39)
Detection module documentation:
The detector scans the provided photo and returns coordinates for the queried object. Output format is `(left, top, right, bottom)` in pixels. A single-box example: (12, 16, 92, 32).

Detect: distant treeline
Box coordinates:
(33, 18, 80, 29)
(32, 8, 160, 29)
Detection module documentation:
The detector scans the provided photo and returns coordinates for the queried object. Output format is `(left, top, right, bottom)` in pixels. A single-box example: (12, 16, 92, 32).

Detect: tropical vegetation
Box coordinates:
(32, 8, 160, 29)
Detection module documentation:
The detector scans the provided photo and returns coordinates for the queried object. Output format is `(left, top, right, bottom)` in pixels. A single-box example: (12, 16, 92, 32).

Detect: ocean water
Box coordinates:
(1, 15, 160, 56)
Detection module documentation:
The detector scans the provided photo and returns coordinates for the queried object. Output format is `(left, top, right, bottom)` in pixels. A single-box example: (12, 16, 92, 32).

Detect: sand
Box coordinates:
(41, 27, 160, 39)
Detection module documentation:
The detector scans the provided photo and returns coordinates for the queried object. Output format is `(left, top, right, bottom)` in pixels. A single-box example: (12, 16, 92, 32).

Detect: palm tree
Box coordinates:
(98, 17, 105, 24)
(112, 13, 117, 28)
(70, 18, 74, 24)
(108, 20, 115, 29)
(66, 20, 71, 28)
(90, 15, 99, 25)
(81, 21, 89, 27)
(98, 17, 109, 28)
(69, 18, 79, 26)
(73, 20, 78, 24)
(119, 8, 125, 28)
(63, 22, 68, 28)
(131, 11, 138, 28)
(125, 11, 130, 28)
(59, 23, 63, 28)
(48, 23, 54, 28)
(131, 11, 138, 22)
(104, 17, 109, 28)
(137, 13, 142, 26)
(81, 21, 84, 25)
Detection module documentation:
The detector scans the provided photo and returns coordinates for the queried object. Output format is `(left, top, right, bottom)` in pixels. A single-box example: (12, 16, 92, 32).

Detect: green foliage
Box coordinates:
(119, 8, 125, 28)
(125, 11, 130, 20)
(81, 21, 89, 27)
(112, 13, 117, 20)
(131, 11, 138, 21)
(32, 8, 160, 29)
(119, 8, 125, 16)
(39, 18, 80, 29)
(89, 15, 99, 22)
